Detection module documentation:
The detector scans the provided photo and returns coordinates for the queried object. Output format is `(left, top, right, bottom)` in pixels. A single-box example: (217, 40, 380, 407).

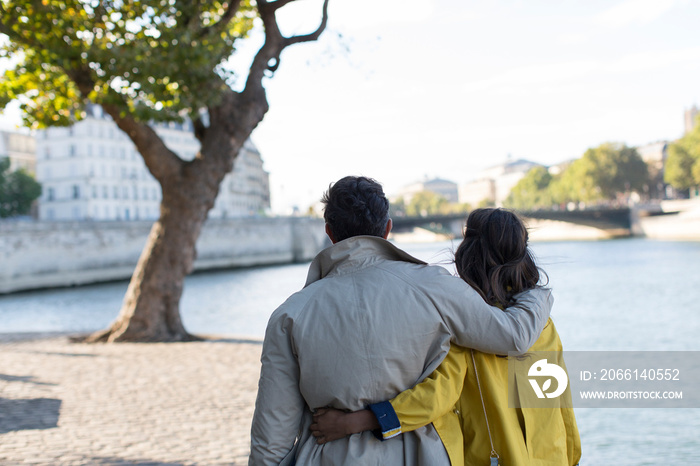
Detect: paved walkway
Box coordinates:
(0, 333, 263, 465)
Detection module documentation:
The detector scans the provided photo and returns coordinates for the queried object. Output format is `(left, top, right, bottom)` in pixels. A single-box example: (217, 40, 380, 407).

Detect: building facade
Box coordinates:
(0, 130, 36, 174)
(458, 158, 542, 207)
(35, 105, 269, 221)
(685, 105, 699, 135)
(395, 177, 460, 204)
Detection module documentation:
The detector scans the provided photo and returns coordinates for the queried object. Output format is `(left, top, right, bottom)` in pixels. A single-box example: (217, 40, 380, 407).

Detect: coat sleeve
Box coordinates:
(421, 269, 553, 355)
(369, 343, 469, 439)
(249, 310, 306, 466)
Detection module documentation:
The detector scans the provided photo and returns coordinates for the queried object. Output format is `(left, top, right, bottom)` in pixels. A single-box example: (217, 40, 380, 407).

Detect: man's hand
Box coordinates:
(310, 408, 380, 444)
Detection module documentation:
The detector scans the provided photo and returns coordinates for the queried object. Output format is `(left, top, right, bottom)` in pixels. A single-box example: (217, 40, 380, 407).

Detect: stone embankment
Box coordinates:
(0, 217, 328, 294)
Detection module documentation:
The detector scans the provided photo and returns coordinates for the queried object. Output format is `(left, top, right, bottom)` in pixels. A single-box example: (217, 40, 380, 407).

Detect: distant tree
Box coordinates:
(390, 197, 407, 217)
(579, 143, 648, 199)
(504, 166, 552, 210)
(0, 0, 329, 342)
(550, 143, 648, 204)
(406, 191, 449, 216)
(0, 158, 42, 218)
(665, 115, 700, 192)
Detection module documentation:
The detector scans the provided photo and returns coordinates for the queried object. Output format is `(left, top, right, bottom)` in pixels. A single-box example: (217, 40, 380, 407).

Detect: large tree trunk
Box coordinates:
(81, 0, 329, 343)
(86, 183, 217, 342)
(86, 124, 234, 343)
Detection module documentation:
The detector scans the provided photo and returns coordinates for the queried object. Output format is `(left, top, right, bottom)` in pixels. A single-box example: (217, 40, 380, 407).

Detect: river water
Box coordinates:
(1, 238, 699, 464)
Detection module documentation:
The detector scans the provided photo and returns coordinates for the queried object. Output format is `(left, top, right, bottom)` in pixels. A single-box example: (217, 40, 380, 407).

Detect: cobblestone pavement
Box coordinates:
(0, 333, 263, 465)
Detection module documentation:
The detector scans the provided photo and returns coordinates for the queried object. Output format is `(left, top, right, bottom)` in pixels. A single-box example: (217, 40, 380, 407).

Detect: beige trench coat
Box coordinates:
(249, 236, 552, 466)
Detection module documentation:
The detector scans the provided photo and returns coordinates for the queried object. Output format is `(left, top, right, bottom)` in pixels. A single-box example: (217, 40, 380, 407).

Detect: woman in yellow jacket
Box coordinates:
(311, 208, 581, 465)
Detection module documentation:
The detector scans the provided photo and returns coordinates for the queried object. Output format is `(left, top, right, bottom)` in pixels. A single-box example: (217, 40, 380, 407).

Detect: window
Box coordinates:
(47, 187, 55, 201)
(92, 186, 98, 199)
(69, 144, 76, 157)
(72, 186, 80, 199)
(113, 186, 119, 199)
(103, 186, 109, 199)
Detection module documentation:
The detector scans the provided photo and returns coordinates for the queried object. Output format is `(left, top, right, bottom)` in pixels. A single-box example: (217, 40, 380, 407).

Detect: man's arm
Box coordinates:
(249, 311, 306, 466)
(310, 344, 469, 442)
(423, 270, 553, 355)
(371, 343, 469, 439)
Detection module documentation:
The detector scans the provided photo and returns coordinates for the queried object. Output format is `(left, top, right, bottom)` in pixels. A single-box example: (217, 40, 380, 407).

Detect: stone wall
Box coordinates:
(0, 217, 329, 294)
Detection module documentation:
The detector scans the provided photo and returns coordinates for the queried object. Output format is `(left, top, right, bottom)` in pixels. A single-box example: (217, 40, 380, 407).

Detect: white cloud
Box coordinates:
(557, 33, 588, 46)
(462, 60, 600, 94)
(328, 0, 438, 30)
(460, 43, 700, 97)
(607, 46, 700, 74)
(596, 0, 679, 28)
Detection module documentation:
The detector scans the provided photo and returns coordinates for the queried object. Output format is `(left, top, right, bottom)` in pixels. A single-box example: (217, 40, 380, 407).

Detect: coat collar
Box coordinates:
(304, 236, 426, 287)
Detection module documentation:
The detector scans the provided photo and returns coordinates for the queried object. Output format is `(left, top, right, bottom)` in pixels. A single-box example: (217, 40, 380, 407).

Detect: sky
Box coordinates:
(2, 0, 700, 214)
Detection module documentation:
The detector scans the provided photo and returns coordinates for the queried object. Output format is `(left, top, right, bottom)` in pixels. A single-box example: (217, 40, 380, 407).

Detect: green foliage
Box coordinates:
(0, 158, 42, 217)
(665, 115, 700, 190)
(504, 143, 649, 209)
(391, 192, 468, 217)
(405, 191, 452, 216)
(573, 143, 648, 201)
(405, 191, 447, 216)
(0, 0, 256, 128)
(389, 197, 406, 217)
(504, 166, 552, 210)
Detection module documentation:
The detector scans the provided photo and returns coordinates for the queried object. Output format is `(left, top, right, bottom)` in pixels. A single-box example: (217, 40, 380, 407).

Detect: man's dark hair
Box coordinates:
(322, 176, 390, 242)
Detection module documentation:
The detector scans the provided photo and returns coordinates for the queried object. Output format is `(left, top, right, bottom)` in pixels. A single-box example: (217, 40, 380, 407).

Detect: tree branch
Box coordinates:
(244, 0, 329, 97)
(266, 0, 297, 11)
(101, 101, 185, 185)
(198, 0, 243, 38)
(193, 117, 207, 143)
(284, 0, 329, 46)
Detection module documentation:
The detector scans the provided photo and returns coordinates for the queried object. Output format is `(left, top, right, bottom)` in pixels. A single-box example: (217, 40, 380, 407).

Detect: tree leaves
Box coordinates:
(0, 158, 42, 218)
(665, 115, 700, 191)
(504, 143, 649, 209)
(0, 0, 256, 127)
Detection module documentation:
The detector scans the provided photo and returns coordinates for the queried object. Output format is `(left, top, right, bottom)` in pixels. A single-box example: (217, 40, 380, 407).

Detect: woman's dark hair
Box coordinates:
(322, 176, 390, 242)
(454, 208, 546, 308)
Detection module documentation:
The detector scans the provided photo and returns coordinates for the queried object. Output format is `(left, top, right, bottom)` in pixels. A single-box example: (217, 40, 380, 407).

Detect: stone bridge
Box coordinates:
(391, 207, 632, 236)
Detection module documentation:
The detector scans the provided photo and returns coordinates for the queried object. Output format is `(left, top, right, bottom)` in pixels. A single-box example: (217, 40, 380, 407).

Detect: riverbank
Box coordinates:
(635, 198, 700, 240)
(0, 333, 262, 465)
(0, 217, 328, 294)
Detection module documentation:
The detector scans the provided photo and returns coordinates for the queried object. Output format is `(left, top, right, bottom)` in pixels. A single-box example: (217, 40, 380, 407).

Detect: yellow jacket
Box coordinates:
(382, 318, 581, 465)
